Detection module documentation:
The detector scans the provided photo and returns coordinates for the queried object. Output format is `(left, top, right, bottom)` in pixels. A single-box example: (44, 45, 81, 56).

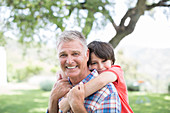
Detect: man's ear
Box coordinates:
(86, 49, 90, 61)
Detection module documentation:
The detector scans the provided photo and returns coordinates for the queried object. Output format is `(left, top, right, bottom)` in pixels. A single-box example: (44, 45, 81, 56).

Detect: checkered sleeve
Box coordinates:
(94, 92, 121, 113)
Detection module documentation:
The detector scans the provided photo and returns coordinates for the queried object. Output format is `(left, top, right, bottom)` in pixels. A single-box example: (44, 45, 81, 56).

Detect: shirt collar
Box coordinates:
(68, 69, 98, 86)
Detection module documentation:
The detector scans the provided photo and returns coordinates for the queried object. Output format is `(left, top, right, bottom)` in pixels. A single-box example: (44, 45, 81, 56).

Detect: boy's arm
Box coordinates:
(84, 71, 117, 97)
(59, 71, 117, 112)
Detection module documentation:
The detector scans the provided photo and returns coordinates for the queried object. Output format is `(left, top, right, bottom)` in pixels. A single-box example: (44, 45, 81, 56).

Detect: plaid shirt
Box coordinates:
(58, 69, 121, 113)
(81, 69, 121, 113)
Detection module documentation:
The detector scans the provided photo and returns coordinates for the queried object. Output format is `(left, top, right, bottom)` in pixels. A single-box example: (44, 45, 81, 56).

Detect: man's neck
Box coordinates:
(70, 70, 91, 86)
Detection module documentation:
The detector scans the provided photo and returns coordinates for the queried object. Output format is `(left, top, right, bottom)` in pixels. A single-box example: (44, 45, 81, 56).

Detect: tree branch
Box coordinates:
(146, 0, 170, 10)
(82, 11, 95, 38)
(101, 7, 118, 31)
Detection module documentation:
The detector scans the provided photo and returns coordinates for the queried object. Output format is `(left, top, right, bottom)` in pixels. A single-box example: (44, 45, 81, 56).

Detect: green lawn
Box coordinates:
(0, 90, 170, 113)
(0, 90, 50, 113)
(128, 92, 170, 113)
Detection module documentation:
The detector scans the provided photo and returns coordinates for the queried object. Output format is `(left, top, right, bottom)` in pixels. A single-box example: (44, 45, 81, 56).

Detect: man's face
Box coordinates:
(58, 40, 89, 79)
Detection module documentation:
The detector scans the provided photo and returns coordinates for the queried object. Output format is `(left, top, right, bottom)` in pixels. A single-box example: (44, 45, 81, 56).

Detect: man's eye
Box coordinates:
(60, 54, 66, 57)
(73, 53, 79, 56)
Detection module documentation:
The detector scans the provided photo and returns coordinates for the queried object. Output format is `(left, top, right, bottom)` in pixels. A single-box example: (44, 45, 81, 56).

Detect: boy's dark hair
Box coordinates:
(87, 41, 115, 65)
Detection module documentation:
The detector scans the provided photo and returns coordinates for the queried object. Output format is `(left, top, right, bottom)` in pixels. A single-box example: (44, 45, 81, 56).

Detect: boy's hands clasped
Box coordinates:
(59, 84, 85, 113)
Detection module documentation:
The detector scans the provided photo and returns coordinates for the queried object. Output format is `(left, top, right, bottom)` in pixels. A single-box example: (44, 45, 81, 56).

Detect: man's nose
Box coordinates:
(66, 55, 74, 64)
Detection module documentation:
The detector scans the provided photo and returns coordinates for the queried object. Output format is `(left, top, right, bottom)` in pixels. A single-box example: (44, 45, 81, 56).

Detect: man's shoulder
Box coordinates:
(82, 69, 98, 83)
(99, 82, 117, 94)
(88, 82, 118, 99)
(84, 83, 119, 111)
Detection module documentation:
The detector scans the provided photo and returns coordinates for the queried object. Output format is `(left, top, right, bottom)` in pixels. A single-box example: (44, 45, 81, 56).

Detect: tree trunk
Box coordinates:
(109, 0, 146, 48)
(0, 47, 7, 87)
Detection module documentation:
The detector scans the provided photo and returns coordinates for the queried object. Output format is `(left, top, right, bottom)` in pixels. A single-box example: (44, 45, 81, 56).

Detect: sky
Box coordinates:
(87, 14, 170, 49)
(117, 13, 170, 49)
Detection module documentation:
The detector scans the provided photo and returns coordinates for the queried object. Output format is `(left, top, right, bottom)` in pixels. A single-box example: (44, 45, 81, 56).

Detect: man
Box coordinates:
(47, 30, 121, 113)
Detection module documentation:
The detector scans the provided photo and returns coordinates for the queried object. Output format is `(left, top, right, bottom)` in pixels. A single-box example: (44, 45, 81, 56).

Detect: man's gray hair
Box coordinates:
(56, 30, 88, 52)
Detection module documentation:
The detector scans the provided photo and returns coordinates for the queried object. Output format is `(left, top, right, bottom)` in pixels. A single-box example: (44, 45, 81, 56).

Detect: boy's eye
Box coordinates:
(102, 59, 107, 62)
(91, 62, 97, 65)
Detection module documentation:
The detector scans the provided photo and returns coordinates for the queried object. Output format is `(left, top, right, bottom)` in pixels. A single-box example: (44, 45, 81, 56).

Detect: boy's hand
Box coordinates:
(67, 84, 86, 112)
(59, 98, 70, 113)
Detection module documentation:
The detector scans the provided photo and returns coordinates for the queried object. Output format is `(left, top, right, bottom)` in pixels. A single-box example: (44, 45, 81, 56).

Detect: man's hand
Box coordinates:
(48, 74, 72, 113)
(67, 84, 87, 113)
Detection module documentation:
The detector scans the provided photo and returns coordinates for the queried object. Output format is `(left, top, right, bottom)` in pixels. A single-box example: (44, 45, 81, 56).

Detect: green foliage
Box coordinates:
(50, 66, 60, 74)
(0, 32, 6, 46)
(168, 83, 170, 93)
(115, 49, 140, 82)
(6, 39, 59, 83)
(1, 0, 113, 44)
(8, 65, 43, 82)
(1, 0, 69, 43)
(1, 0, 169, 48)
(39, 79, 55, 91)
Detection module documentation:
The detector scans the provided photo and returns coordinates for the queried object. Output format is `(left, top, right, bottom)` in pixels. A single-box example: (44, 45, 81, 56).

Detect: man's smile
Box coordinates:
(66, 66, 78, 69)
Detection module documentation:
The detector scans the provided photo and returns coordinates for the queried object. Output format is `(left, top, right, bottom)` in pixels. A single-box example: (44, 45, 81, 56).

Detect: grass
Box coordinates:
(129, 92, 170, 113)
(0, 90, 50, 113)
(0, 90, 170, 113)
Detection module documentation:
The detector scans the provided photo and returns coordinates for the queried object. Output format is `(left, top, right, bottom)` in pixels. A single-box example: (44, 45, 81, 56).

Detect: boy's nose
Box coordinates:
(98, 63, 104, 70)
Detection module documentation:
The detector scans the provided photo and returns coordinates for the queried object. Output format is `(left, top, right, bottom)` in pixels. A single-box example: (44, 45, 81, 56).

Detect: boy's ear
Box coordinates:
(88, 65, 92, 70)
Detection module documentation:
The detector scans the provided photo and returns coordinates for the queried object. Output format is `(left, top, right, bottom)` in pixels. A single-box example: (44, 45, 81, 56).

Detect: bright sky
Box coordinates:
(118, 14, 170, 49)
(88, 14, 170, 49)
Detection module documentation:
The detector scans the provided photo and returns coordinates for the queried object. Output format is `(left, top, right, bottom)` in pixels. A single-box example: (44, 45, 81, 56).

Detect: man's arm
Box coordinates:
(48, 74, 72, 113)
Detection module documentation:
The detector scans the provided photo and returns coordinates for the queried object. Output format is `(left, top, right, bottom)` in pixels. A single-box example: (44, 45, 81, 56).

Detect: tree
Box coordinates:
(115, 49, 139, 81)
(0, 0, 169, 48)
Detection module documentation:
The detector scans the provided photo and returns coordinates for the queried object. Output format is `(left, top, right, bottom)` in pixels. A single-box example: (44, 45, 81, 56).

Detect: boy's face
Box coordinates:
(89, 52, 112, 74)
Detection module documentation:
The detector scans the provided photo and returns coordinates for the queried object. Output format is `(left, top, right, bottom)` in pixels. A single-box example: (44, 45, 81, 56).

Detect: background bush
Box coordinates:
(39, 79, 55, 91)
(127, 82, 140, 91)
(7, 64, 43, 82)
